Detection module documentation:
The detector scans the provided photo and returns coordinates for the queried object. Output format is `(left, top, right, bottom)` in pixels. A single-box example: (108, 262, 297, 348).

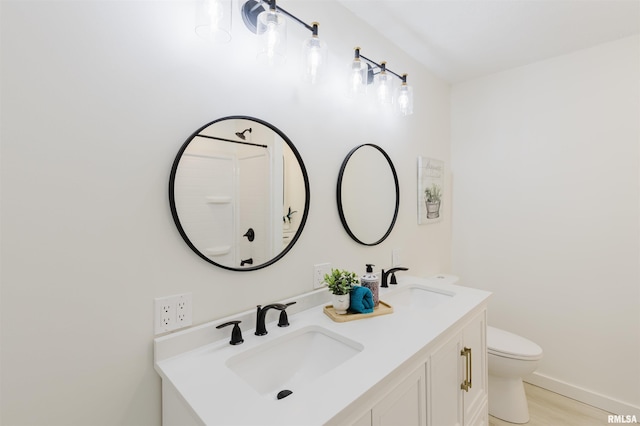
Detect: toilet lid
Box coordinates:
(487, 326, 543, 360)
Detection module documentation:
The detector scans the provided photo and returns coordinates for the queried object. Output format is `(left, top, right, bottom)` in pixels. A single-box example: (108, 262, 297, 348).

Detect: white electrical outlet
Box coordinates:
(176, 293, 193, 327)
(313, 263, 331, 289)
(158, 299, 174, 332)
(155, 292, 193, 335)
(392, 248, 401, 267)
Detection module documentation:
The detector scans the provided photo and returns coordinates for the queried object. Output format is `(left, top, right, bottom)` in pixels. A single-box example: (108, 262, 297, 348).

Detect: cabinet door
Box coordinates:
(428, 333, 464, 426)
(464, 402, 488, 426)
(372, 365, 427, 426)
(429, 310, 488, 426)
(462, 311, 488, 425)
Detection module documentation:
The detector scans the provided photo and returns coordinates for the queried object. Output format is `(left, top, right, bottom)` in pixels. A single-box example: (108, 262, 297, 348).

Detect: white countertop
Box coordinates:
(154, 275, 491, 425)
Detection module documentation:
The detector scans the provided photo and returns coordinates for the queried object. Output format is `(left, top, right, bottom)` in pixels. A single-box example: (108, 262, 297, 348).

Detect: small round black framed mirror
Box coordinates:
(169, 116, 310, 271)
(337, 144, 400, 246)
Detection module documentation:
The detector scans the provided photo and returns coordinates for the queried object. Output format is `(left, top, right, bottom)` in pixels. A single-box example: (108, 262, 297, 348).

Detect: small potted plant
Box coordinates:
(324, 268, 359, 314)
(424, 183, 442, 219)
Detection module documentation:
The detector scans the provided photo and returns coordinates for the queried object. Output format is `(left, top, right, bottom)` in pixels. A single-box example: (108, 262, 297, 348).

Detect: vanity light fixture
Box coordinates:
(301, 22, 328, 84)
(242, 0, 327, 83)
(395, 74, 414, 116)
(256, 0, 287, 66)
(195, 0, 232, 43)
(347, 47, 371, 97)
(375, 62, 394, 105)
(231, 4, 413, 113)
(347, 47, 414, 115)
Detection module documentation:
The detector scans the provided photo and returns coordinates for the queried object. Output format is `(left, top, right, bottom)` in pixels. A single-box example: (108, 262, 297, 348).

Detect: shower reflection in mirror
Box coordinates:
(170, 117, 307, 270)
(235, 127, 252, 140)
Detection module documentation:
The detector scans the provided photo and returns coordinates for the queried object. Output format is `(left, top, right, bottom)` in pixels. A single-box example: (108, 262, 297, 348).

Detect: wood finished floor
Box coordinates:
(489, 383, 613, 426)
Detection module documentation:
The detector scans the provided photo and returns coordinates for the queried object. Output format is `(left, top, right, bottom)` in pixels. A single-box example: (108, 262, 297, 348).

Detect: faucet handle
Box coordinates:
(216, 320, 244, 345)
(277, 302, 297, 327)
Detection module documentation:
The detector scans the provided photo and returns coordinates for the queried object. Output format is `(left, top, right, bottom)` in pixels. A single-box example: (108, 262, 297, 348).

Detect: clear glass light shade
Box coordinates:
(394, 83, 414, 116)
(347, 59, 368, 97)
(257, 9, 287, 66)
(375, 71, 395, 105)
(195, 0, 232, 43)
(302, 35, 328, 84)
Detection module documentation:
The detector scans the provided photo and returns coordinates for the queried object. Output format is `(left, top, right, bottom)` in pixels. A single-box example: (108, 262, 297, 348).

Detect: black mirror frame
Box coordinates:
(169, 116, 311, 271)
(336, 143, 400, 246)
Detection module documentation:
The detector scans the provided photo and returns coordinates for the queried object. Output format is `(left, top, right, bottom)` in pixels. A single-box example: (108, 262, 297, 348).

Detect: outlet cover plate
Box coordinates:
(392, 248, 401, 267)
(313, 263, 331, 289)
(155, 293, 192, 335)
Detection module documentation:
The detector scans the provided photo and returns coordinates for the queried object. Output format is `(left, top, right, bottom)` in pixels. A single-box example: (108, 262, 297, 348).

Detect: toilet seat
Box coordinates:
(487, 326, 543, 361)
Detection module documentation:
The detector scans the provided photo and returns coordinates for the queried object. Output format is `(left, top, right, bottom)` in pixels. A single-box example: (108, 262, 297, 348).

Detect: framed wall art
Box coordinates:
(418, 157, 444, 225)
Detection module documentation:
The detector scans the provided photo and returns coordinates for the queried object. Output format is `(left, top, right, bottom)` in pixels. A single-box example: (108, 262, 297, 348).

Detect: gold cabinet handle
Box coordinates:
(460, 347, 472, 392)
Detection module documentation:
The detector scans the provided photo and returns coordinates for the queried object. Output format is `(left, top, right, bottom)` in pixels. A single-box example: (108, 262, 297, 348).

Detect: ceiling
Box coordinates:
(338, 0, 640, 83)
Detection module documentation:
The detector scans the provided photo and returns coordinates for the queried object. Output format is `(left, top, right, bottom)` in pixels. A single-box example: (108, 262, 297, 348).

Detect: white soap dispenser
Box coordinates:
(361, 263, 380, 307)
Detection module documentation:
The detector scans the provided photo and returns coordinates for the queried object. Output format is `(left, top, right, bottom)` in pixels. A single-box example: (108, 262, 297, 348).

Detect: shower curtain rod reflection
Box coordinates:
(196, 133, 268, 148)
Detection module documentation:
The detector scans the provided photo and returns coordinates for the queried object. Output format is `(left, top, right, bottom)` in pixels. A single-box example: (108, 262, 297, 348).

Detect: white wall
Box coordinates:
(0, 1, 451, 424)
(451, 36, 640, 415)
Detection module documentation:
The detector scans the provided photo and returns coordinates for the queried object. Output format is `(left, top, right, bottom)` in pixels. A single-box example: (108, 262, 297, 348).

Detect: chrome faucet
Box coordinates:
(255, 303, 287, 336)
(381, 267, 409, 288)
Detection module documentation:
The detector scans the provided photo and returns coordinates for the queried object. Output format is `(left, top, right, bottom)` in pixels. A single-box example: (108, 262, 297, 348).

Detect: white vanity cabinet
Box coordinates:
(329, 308, 487, 426)
(428, 309, 488, 426)
(154, 277, 491, 426)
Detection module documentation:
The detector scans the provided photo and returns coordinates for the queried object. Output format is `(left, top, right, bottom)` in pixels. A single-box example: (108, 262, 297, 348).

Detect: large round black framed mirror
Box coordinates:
(337, 144, 400, 246)
(169, 116, 310, 271)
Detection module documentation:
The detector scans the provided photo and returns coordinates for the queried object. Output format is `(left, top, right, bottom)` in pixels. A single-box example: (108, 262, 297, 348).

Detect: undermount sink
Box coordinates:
(226, 325, 363, 398)
(385, 284, 454, 310)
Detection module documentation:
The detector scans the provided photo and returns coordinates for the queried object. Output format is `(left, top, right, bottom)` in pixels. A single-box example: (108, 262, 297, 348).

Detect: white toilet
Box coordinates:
(487, 326, 543, 424)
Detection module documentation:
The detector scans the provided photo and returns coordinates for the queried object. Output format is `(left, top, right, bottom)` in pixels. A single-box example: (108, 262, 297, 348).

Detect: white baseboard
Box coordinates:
(526, 372, 640, 417)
